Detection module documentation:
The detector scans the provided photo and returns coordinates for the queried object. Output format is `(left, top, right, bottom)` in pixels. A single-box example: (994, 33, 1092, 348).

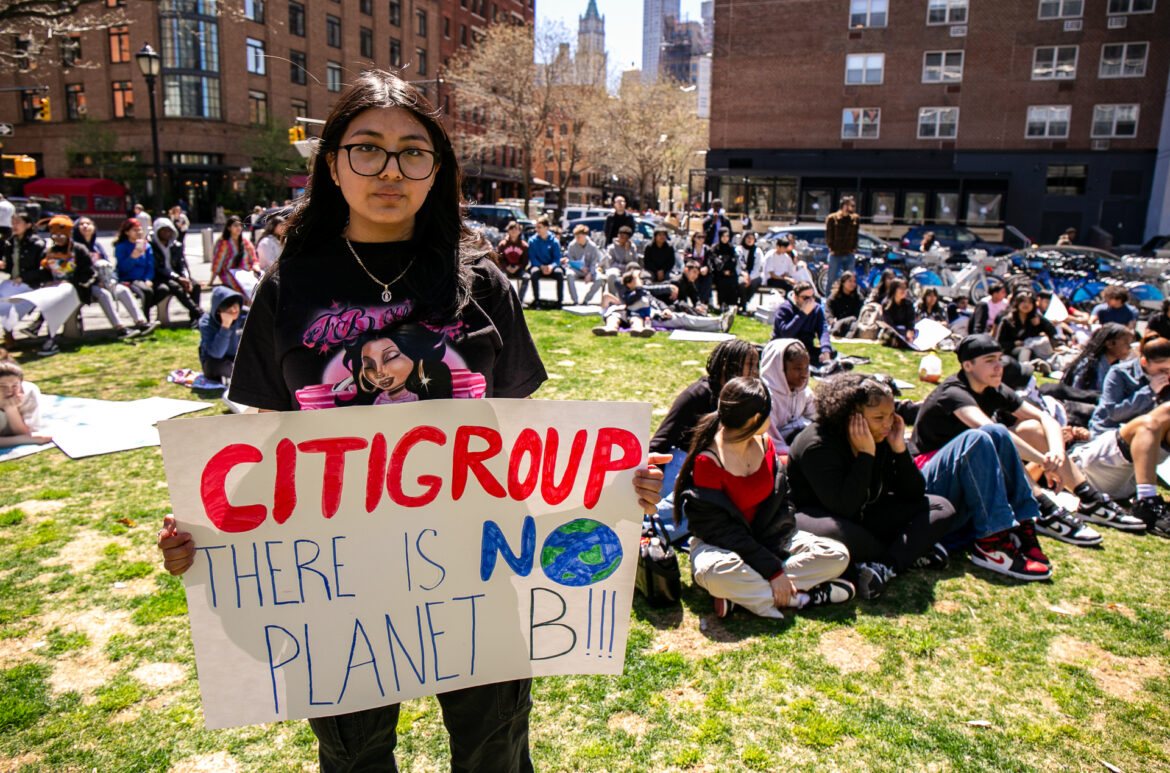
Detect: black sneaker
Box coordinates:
(911, 543, 949, 570)
(38, 340, 60, 357)
(1036, 507, 1102, 547)
(971, 532, 1051, 581)
(805, 578, 856, 607)
(1078, 498, 1147, 532)
(1132, 497, 1170, 530)
(1012, 519, 1053, 564)
(855, 562, 896, 600)
(1151, 515, 1170, 540)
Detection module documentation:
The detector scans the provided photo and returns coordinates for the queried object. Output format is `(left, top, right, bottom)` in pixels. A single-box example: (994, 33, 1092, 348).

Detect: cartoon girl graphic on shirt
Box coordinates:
(339, 322, 453, 404)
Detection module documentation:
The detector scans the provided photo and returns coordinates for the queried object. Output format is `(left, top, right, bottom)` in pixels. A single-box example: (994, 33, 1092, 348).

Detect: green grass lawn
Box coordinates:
(1, 315, 1168, 772)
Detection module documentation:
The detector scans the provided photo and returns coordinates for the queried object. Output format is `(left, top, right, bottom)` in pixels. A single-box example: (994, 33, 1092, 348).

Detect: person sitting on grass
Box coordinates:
(1062, 323, 1135, 395)
(759, 338, 816, 452)
(592, 270, 656, 338)
(826, 271, 863, 338)
(910, 335, 1105, 583)
(1036, 289, 1091, 343)
(683, 231, 712, 305)
(672, 261, 710, 316)
(880, 278, 917, 349)
(867, 269, 897, 306)
(970, 281, 1007, 336)
(916, 286, 947, 324)
(495, 221, 530, 300)
(787, 373, 958, 599)
(1074, 334, 1170, 535)
(772, 281, 833, 364)
(761, 234, 803, 292)
(643, 227, 676, 284)
(565, 224, 604, 304)
(1090, 285, 1138, 331)
(526, 216, 565, 308)
(674, 376, 855, 618)
(0, 350, 51, 448)
(198, 286, 247, 385)
(996, 290, 1062, 374)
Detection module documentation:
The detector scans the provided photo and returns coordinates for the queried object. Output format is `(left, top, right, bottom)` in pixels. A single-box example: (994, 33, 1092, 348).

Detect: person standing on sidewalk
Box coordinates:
(603, 195, 636, 246)
(824, 196, 859, 289)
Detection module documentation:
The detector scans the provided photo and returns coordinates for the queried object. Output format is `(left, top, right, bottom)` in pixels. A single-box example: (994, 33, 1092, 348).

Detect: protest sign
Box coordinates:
(158, 399, 649, 729)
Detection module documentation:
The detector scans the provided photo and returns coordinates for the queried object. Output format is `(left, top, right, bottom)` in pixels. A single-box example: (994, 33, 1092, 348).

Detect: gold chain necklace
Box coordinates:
(343, 235, 415, 303)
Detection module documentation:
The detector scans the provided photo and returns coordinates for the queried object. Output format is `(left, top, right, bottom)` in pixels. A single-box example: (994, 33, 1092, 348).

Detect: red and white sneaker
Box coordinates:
(1011, 520, 1052, 566)
(971, 532, 1051, 581)
(712, 597, 736, 618)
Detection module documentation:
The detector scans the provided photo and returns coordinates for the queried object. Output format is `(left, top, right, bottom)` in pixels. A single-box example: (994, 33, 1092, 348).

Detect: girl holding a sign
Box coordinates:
(158, 70, 669, 772)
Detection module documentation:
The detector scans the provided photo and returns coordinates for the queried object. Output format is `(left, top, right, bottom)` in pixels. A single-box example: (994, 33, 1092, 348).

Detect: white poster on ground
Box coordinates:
(158, 399, 649, 729)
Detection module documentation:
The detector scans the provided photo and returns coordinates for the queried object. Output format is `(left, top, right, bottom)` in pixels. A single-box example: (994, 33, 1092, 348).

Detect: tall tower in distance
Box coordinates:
(577, 0, 608, 87)
(642, 0, 681, 82)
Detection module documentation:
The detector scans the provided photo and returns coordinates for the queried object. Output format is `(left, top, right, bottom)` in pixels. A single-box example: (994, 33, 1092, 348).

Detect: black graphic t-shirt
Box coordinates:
(228, 237, 547, 412)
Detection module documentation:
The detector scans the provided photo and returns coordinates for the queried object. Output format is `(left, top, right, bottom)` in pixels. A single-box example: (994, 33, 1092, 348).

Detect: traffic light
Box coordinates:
(1, 155, 37, 178)
(288, 125, 305, 144)
(37, 98, 50, 121)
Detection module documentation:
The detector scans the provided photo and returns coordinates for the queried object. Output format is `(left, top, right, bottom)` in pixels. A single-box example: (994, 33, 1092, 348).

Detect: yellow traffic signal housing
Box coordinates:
(1, 155, 37, 178)
(38, 98, 50, 121)
(288, 125, 305, 144)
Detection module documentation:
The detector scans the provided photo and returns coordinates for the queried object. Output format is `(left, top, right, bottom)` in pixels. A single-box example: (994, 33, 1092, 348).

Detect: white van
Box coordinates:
(560, 206, 613, 231)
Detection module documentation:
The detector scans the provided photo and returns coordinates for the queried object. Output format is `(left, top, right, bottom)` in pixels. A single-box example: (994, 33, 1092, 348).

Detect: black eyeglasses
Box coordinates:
(340, 143, 439, 180)
(798, 294, 815, 302)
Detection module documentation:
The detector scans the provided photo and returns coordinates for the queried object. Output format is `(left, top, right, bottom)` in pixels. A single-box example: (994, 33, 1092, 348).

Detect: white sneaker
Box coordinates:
(1079, 499, 1147, 532)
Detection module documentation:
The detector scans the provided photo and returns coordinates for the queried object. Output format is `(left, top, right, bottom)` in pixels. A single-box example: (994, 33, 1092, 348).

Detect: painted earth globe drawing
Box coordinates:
(540, 518, 623, 587)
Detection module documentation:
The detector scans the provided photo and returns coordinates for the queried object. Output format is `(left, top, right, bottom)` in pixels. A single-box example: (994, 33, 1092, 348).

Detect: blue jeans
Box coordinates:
(825, 253, 856, 290)
(920, 424, 1039, 539)
(309, 679, 534, 773)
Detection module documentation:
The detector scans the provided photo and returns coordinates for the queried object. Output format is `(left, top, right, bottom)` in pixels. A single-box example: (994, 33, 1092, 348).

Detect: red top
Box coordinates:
(693, 435, 776, 523)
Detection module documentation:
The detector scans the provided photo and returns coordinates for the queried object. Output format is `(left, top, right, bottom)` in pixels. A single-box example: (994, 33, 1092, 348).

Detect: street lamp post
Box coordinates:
(135, 43, 163, 215)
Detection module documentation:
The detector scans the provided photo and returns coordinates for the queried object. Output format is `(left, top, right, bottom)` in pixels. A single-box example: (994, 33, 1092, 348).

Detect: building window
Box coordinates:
(244, 0, 264, 22)
(107, 0, 125, 5)
(417, 47, 427, 75)
(390, 37, 401, 67)
(360, 0, 373, 14)
(160, 15, 219, 71)
(416, 9, 427, 37)
(849, 0, 887, 26)
(444, 16, 451, 37)
(291, 97, 307, 119)
(1038, 0, 1082, 17)
(326, 15, 341, 48)
(460, 25, 468, 46)
(389, 0, 401, 26)
(360, 27, 373, 58)
(290, 49, 307, 84)
(1107, 0, 1155, 12)
(1033, 46, 1077, 79)
(162, 74, 222, 119)
(289, 1, 305, 36)
(922, 51, 963, 82)
(248, 89, 268, 124)
(246, 37, 266, 74)
(845, 53, 884, 84)
(927, 0, 967, 24)
(1046, 164, 1087, 195)
(842, 108, 880, 139)
(112, 80, 133, 118)
(1092, 104, 1139, 137)
(62, 34, 81, 67)
(1099, 42, 1148, 78)
(327, 61, 342, 92)
(65, 84, 86, 120)
(918, 107, 958, 138)
(1026, 105, 1070, 138)
(109, 25, 130, 63)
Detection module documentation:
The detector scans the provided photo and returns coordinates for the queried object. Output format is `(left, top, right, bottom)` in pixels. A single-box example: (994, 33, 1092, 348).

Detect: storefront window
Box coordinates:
(871, 191, 895, 223)
(966, 193, 1002, 226)
(935, 192, 959, 223)
(904, 192, 926, 224)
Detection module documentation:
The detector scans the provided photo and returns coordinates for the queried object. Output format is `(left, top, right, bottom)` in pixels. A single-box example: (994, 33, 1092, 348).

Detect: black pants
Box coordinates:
(738, 277, 762, 309)
(309, 679, 534, 773)
(201, 356, 234, 383)
(158, 278, 202, 318)
(126, 280, 163, 316)
(831, 316, 858, 338)
(714, 272, 739, 310)
(795, 494, 958, 574)
(529, 266, 564, 302)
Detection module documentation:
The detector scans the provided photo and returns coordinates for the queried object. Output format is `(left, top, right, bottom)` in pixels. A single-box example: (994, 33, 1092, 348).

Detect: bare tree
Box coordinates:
(443, 21, 577, 212)
(543, 84, 606, 212)
(594, 79, 708, 209)
(0, 0, 126, 73)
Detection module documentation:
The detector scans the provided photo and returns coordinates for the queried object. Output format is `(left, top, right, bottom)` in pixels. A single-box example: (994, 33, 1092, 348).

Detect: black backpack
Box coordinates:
(635, 513, 682, 607)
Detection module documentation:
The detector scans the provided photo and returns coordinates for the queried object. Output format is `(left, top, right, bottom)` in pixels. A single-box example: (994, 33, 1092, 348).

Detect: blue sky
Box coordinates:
(537, 0, 705, 74)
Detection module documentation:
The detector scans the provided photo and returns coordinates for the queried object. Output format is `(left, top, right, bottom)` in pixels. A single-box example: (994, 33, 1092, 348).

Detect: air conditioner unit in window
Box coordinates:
(1063, 19, 1082, 31)
(949, 25, 967, 36)
(1092, 139, 1110, 151)
(1107, 15, 1127, 28)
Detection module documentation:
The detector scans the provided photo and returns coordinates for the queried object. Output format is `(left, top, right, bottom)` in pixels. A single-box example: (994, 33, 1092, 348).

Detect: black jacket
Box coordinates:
(827, 291, 862, 322)
(151, 237, 192, 282)
(702, 213, 732, 245)
(711, 242, 738, 276)
(603, 211, 636, 245)
(882, 298, 916, 331)
(996, 311, 1060, 351)
(677, 461, 797, 580)
(643, 242, 676, 278)
(1, 232, 49, 288)
(787, 421, 925, 522)
(650, 377, 714, 453)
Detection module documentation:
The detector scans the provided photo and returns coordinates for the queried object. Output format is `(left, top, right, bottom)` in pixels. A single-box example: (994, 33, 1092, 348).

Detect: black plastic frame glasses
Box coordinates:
(340, 144, 439, 179)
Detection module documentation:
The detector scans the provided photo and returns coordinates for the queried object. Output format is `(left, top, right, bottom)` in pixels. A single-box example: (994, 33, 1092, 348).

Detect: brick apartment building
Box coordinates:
(0, 0, 533, 221)
(704, 0, 1170, 246)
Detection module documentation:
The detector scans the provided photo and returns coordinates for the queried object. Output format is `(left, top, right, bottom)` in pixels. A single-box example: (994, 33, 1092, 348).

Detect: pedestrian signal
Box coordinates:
(38, 98, 50, 121)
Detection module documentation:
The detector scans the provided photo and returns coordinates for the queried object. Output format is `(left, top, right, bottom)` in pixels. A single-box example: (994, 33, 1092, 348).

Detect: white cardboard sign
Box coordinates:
(159, 399, 649, 729)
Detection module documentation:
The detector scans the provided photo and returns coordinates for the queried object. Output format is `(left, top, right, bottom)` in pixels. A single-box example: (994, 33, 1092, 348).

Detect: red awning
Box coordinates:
(24, 177, 127, 197)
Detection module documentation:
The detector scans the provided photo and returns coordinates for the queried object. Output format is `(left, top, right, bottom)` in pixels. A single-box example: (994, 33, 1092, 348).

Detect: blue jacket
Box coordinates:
(199, 286, 247, 361)
(1090, 357, 1157, 437)
(772, 299, 831, 355)
(526, 233, 562, 268)
(114, 240, 155, 282)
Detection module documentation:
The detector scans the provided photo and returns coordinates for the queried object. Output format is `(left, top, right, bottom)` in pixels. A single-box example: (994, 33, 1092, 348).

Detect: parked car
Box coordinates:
(559, 206, 612, 231)
(464, 204, 535, 235)
(1139, 235, 1170, 259)
(899, 225, 1024, 256)
(562, 216, 687, 249)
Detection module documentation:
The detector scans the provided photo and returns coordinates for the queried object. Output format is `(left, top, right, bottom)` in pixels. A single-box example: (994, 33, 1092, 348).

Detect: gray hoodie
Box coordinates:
(760, 337, 816, 453)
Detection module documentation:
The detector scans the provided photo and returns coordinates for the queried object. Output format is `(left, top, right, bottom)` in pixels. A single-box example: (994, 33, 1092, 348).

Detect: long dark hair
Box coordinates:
(279, 70, 476, 322)
(813, 373, 894, 435)
(219, 215, 245, 245)
(673, 377, 771, 521)
(338, 321, 452, 406)
(260, 214, 288, 245)
(1061, 323, 1131, 386)
(882, 278, 909, 310)
(830, 270, 857, 301)
(1008, 290, 1038, 323)
(114, 218, 139, 244)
